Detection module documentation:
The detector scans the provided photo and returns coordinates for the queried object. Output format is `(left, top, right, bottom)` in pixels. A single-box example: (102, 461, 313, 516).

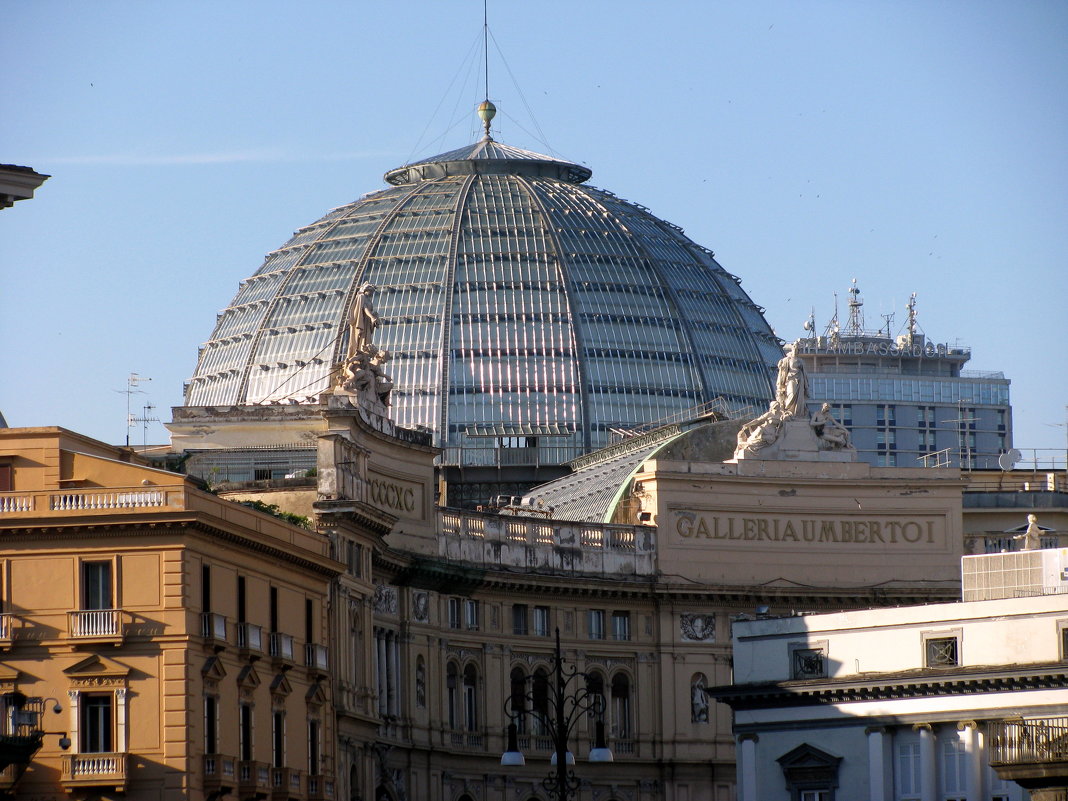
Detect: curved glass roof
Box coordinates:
(185, 137, 782, 458)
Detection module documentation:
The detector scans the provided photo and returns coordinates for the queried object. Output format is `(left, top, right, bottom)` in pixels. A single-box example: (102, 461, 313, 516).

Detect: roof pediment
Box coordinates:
(64, 654, 131, 679)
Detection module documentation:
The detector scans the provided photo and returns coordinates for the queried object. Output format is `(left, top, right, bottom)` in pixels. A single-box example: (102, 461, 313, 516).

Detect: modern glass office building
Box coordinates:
(183, 134, 781, 503)
(796, 286, 1012, 469)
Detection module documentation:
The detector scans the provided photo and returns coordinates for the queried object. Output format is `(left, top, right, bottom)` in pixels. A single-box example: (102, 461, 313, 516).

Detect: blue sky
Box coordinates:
(2, 1, 1066, 455)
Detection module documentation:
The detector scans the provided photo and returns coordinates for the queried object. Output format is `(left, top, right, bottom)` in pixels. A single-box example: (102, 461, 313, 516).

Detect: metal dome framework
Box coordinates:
(186, 139, 781, 465)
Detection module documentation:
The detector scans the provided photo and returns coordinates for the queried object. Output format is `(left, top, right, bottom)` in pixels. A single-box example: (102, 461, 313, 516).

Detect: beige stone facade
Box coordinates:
(0, 427, 341, 800)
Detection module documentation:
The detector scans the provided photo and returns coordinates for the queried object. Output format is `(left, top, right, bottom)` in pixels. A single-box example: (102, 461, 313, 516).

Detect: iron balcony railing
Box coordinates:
(988, 718, 1068, 765)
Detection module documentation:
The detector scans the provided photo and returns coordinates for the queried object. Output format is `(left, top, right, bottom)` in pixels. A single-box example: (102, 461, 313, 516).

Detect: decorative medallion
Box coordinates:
(680, 613, 716, 642)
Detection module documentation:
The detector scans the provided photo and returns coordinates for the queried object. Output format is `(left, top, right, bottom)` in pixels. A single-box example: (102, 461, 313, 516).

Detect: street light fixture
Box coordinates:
(501, 628, 613, 800)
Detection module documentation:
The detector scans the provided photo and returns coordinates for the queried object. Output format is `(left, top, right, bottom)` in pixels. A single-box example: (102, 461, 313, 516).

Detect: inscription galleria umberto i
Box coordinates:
(673, 511, 942, 546)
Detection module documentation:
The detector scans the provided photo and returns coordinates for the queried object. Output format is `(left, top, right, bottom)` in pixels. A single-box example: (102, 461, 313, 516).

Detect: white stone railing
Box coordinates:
(69, 609, 123, 639)
(438, 510, 656, 576)
(0, 486, 184, 517)
(63, 752, 127, 781)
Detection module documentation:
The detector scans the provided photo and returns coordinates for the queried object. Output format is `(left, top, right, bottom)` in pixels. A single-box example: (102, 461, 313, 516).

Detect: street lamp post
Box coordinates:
(501, 628, 613, 800)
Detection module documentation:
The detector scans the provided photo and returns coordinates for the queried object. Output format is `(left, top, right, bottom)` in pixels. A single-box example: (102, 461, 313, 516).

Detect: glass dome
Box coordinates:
(185, 136, 781, 462)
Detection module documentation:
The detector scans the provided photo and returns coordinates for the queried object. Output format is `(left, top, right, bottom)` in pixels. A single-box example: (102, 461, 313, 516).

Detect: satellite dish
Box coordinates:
(998, 449, 1022, 471)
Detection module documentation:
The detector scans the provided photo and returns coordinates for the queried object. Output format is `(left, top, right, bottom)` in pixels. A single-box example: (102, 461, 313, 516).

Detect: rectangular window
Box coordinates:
(204, 696, 218, 753)
(800, 792, 830, 801)
(464, 599, 479, 631)
(1060, 623, 1068, 660)
(308, 719, 321, 774)
(82, 562, 112, 610)
(80, 694, 113, 753)
(348, 541, 362, 576)
(305, 599, 314, 644)
(272, 710, 285, 768)
(533, 606, 550, 637)
(240, 703, 253, 762)
(588, 609, 605, 640)
(512, 604, 528, 636)
(202, 564, 212, 613)
(236, 575, 245, 623)
(0, 463, 12, 492)
(611, 611, 630, 641)
(448, 598, 461, 629)
(895, 741, 920, 800)
(925, 636, 959, 667)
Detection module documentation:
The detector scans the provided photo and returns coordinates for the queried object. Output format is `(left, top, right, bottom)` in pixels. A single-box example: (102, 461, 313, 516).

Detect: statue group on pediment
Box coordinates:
(733, 342, 855, 460)
(335, 283, 394, 408)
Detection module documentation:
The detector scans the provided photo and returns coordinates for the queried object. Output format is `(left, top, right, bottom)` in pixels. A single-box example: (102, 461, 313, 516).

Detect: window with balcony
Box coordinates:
(82, 562, 112, 611)
(588, 609, 605, 640)
(204, 695, 218, 754)
(239, 702, 254, 762)
(533, 606, 550, 637)
(462, 664, 478, 732)
(80, 694, 113, 753)
(446, 662, 459, 730)
(512, 604, 528, 636)
(271, 710, 285, 768)
(611, 611, 630, 641)
(610, 673, 631, 739)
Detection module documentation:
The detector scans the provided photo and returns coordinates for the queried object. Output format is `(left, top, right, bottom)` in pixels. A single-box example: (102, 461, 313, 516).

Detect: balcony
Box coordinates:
(307, 773, 334, 800)
(68, 609, 124, 643)
(61, 752, 128, 790)
(201, 612, 228, 648)
(237, 622, 263, 658)
(271, 766, 302, 799)
(988, 718, 1068, 797)
(0, 486, 184, 518)
(0, 763, 24, 791)
(238, 760, 271, 797)
(269, 632, 295, 666)
(305, 642, 329, 676)
(203, 754, 236, 795)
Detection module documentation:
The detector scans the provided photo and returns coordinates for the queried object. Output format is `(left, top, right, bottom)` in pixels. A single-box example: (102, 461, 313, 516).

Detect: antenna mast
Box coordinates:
(845, 278, 865, 336)
(118, 373, 151, 447)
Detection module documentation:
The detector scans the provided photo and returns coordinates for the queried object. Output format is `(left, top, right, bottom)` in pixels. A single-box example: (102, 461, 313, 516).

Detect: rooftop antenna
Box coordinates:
(880, 311, 895, 338)
(904, 292, 919, 346)
(116, 373, 151, 447)
(130, 402, 159, 452)
(476, 0, 497, 140)
(845, 278, 864, 336)
(802, 309, 816, 337)
(823, 292, 840, 342)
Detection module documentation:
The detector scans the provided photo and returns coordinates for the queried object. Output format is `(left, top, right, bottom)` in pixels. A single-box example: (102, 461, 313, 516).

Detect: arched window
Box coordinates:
(446, 662, 459, 730)
(531, 667, 549, 736)
(611, 673, 631, 740)
(510, 666, 528, 734)
(463, 664, 478, 732)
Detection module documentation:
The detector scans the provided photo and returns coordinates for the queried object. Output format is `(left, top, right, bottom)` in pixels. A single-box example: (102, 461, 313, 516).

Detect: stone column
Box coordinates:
(915, 723, 936, 801)
(115, 688, 128, 752)
(957, 721, 980, 801)
(387, 632, 398, 716)
(738, 733, 759, 801)
(866, 726, 890, 801)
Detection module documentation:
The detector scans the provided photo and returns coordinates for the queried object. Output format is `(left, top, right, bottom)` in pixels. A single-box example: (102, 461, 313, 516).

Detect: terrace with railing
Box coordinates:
(0, 486, 183, 517)
(987, 718, 1068, 796)
(438, 509, 655, 577)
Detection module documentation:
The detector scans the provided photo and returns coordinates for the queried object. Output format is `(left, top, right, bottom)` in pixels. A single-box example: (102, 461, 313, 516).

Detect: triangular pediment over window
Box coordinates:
(777, 742, 842, 789)
(237, 664, 261, 689)
(270, 672, 292, 697)
(305, 681, 327, 705)
(202, 656, 227, 681)
(64, 654, 131, 680)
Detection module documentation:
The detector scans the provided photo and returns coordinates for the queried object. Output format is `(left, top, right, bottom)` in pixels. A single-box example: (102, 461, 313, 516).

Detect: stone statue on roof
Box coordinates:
(348, 283, 380, 359)
(775, 343, 809, 420)
(1013, 513, 1044, 551)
